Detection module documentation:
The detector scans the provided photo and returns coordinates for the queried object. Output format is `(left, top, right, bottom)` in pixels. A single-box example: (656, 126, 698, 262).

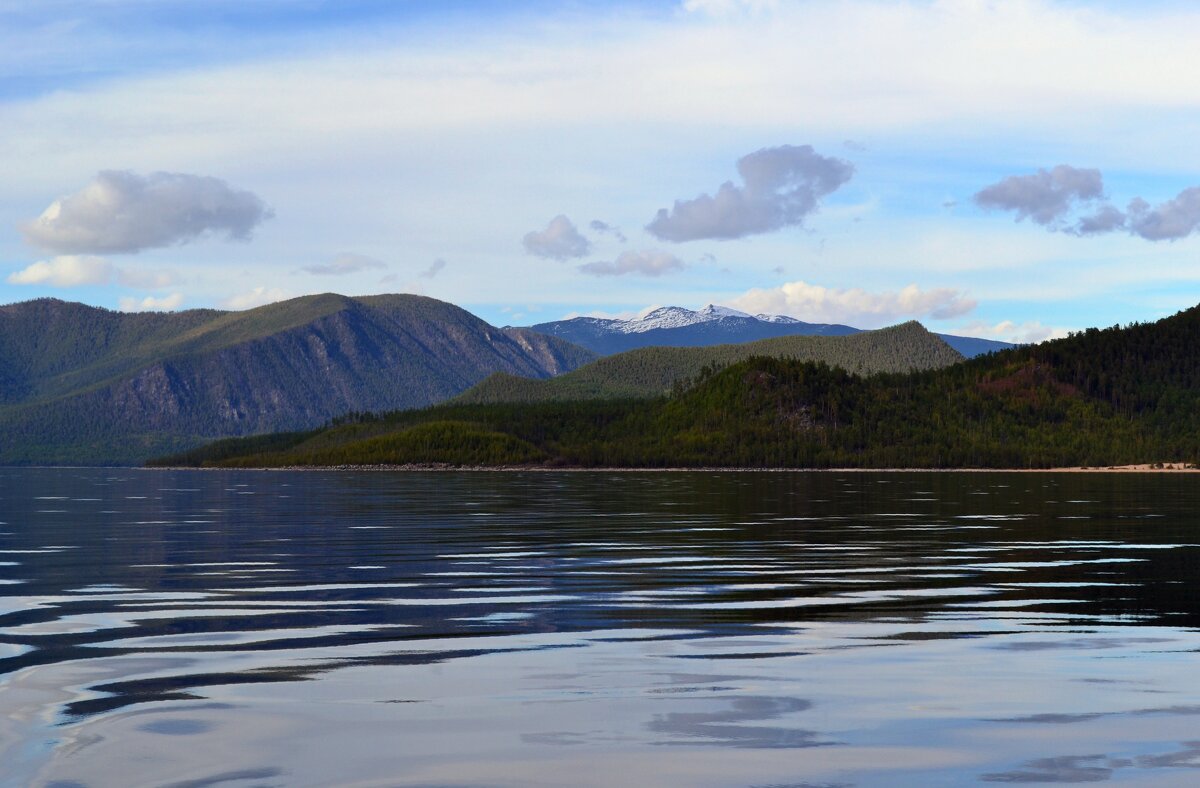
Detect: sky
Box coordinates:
(4, 0, 1200, 342)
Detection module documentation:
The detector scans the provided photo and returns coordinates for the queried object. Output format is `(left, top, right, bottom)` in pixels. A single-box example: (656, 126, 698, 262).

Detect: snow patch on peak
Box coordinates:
(698, 304, 752, 319)
(594, 303, 802, 335)
(616, 306, 704, 333)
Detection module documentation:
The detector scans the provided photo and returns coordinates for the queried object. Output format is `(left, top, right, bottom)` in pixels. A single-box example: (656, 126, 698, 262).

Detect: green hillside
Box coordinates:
(455, 320, 963, 404)
(158, 304, 1200, 470)
(0, 294, 594, 465)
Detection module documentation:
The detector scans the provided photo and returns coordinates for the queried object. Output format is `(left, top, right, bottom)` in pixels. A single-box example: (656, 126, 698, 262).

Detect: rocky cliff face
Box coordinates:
(0, 294, 595, 464)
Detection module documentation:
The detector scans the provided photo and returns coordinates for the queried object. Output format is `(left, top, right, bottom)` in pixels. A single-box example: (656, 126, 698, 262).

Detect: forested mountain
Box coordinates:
(456, 321, 962, 404)
(525, 305, 1011, 358)
(161, 304, 1200, 470)
(0, 294, 594, 464)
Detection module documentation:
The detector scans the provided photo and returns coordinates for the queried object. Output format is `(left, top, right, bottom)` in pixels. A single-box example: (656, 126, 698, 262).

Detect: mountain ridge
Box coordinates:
(456, 320, 963, 405)
(522, 304, 1012, 358)
(0, 294, 595, 465)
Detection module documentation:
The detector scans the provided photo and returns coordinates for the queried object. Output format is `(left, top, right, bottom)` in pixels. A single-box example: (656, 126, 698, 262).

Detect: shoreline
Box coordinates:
(141, 462, 1200, 474)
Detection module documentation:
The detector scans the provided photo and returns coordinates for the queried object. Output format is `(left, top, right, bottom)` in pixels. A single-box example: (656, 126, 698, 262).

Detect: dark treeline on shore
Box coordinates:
(149, 304, 1200, 470)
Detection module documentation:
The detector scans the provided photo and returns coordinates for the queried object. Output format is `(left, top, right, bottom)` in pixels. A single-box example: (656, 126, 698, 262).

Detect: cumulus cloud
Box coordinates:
(1070, 204, 1126, 236)
(119, 293, 184, 312)
(522, 215, 591, 260)
(646, 145, 853, 242)
(589, 220, 627, 243)
(420, 258, 447, 278)
(728, 280, 976, 328)
(974, 165, 1104, 226)
(222, 286, 292, 310)
(953, 320, 1070, 344)
(7, 255, 114, 287)
(22, 170, 272, 255)
(301, 253, 387, 276)
(1125, 188, 1200, 241)
(578, 250, 687, 277)
(7, 255, 182, 290)
(977, 166, 1200, 242)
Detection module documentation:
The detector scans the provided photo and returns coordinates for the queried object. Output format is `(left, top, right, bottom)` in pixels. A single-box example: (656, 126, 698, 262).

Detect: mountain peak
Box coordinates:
(698, 304, 752, 319)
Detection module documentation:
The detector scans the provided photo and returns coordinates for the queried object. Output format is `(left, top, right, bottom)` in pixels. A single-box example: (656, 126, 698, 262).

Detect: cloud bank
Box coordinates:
(578, 250, 686, 277)
(646, 145, 853, 242)
(523, 215, 591, 260)
(976, 166, 1200, 241)
(22, 170, 272, 255)
(729, 280, 976, 328)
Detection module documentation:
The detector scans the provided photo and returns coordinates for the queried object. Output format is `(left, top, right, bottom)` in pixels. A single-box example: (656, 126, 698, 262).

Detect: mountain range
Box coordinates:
(524, 304, 1013, 358)
(0, 292, 1016, 466)
(0, 294, 593, 465)
(166, 303, 1200, 470)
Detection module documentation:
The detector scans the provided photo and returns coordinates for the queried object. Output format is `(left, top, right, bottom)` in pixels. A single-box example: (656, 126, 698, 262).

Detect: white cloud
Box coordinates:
(7, 255, 114, 286)
(301, 252, 387, 276)
(523, 215, 591, 260)
(728, 280, 976, 328)
(118, 292, 184, 312)
(22, 170, 272, 255)
(7, 254, 181, 290)
(647, 145, 853, 242)
(221, 286, 292, 310)
(952, 320, 1071, 344)
(578, 250, 687, 277)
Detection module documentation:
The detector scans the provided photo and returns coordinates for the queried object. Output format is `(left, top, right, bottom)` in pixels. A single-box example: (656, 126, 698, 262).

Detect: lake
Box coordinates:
(2, 468, 1200, 786)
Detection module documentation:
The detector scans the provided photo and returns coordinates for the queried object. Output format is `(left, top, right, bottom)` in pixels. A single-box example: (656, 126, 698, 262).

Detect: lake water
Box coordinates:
(2, 469, 1200, 786)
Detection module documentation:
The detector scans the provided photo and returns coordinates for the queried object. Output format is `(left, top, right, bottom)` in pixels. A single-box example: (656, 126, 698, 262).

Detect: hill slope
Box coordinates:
(0, 294, 594, 465)
(456, 321, 963, 404)
(164, 305, 1200, 470)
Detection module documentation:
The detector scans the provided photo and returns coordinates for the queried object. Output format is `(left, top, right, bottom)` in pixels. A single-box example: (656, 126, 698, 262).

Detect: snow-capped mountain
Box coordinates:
(524, 305, 862, 356)
(755, 313, 801, 324)
(615, 304, 758, 334)
(523, 304, 1014, 359)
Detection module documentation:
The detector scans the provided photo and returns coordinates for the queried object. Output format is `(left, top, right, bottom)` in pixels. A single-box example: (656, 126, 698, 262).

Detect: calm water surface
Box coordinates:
(2, 469, 1200, 787)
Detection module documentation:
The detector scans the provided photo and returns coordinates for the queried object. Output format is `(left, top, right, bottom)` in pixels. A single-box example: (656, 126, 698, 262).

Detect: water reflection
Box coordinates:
(1, 469, 1200, 785)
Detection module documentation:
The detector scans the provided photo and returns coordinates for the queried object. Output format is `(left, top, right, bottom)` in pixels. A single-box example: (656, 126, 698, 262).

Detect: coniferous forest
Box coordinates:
(151, 303, 1200, 470)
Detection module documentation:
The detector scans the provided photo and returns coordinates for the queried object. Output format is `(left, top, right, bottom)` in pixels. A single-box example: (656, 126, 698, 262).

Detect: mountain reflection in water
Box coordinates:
(2, 469, 1200, 786)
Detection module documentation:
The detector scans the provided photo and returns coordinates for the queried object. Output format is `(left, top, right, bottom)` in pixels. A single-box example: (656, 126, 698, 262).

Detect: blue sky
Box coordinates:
(4, 0, 1200, 341)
